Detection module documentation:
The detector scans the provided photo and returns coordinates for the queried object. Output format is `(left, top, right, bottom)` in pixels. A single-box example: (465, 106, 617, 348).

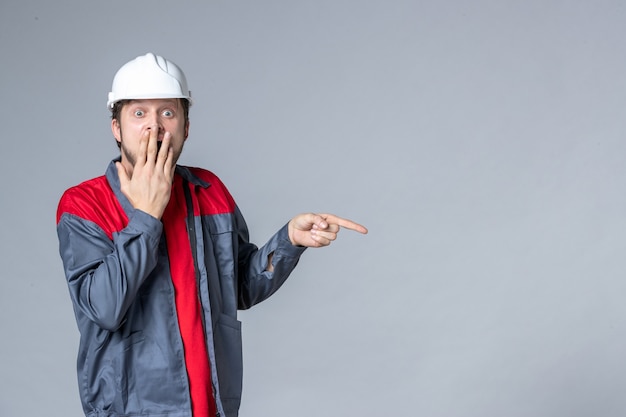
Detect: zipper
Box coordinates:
(182, 179, 205, 328)
(182, 179, 220, 415)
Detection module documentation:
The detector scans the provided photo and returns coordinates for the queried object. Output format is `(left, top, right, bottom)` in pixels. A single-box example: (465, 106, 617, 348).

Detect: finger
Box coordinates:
(321, 213, 368, 234)
(163, 146, 175, 182)
(156, 131, 171, 165)
(145, 125, 159, 164)
(136, 129, 150, 166)
(311, 228, 338, 243)
(308, 231, 330, 247)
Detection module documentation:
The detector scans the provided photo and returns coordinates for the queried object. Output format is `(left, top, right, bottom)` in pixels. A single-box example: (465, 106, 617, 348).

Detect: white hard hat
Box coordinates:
(107, 52, 192, 108)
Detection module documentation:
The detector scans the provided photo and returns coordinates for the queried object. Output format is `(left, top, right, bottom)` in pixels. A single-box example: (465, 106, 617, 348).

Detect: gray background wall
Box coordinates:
(2, 1, 626, 416)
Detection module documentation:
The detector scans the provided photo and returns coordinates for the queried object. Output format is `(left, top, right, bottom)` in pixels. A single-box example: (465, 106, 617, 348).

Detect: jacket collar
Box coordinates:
(175, 165, 210, 188)
(105, 158, 211, 217)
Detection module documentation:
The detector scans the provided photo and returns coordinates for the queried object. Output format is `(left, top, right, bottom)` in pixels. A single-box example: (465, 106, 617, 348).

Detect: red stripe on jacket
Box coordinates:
(56, 176, 127, 239)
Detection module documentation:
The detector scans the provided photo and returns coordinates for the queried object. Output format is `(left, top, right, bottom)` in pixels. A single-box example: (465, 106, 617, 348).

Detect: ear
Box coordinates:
(184, 120, 190, 141)
(111, 118, 121, 142)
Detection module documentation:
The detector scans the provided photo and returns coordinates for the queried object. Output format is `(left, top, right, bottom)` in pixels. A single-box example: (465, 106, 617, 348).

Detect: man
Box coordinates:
(56, 52, 367, 417)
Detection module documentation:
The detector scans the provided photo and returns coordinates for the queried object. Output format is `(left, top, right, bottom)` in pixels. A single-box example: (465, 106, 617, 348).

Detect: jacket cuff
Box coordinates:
(274, 222, 307, 258)
(126, 209, 163, 242)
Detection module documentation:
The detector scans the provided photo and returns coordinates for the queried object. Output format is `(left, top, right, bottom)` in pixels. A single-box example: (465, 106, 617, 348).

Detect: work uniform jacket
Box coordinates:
(56, 159, 306, 417)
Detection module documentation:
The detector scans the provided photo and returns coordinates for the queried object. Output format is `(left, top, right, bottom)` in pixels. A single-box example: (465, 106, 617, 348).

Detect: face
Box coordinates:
(111, 98, 189, 174)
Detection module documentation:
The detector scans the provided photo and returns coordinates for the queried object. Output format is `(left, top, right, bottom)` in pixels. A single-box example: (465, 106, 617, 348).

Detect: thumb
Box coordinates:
(295, 213, 324, 230)
(115, 161, 130, 185)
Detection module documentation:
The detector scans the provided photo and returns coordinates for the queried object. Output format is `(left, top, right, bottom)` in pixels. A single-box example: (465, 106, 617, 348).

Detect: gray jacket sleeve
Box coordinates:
(235, 206, 307, 309)
(57, 210, 163, 331)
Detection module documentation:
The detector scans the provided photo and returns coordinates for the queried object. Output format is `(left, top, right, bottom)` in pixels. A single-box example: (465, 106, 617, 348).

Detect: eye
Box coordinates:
(134, 110, 144, 117)
(162, 110, 174, 117)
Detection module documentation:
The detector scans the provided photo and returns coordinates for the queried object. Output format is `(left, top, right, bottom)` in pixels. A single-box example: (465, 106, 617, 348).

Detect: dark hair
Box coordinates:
(111, 99, 190, 148)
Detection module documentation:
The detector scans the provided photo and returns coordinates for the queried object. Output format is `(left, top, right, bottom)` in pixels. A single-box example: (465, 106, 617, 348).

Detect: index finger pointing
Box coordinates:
(321, 214, 368, 234)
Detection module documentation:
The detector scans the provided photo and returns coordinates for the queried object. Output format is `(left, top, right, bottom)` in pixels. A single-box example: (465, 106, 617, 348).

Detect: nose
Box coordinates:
(145, 114, 164, 135)
(145, 108, 165, 126)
